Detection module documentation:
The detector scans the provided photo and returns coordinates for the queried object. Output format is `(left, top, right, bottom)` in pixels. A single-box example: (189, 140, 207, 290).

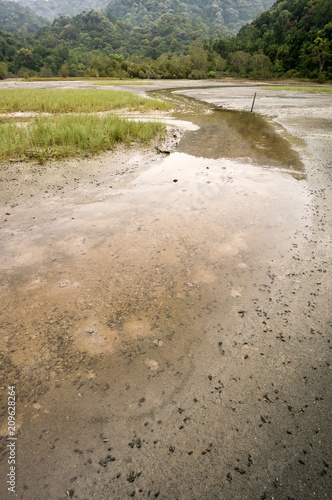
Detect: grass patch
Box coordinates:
(24, 77, 126, 81)
(0, 114, 166, 163)
(0, 88, 171, 113)
(90, 80, 153, 86)
(264, 85, 332, 94)
(0, 116, 34, 124)
(25, 77, 153, 84)
(24, 77, 92, 81)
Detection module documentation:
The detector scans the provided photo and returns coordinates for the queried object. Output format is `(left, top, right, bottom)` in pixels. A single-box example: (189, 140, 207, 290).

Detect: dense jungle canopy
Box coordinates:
(0, 0, 331, 81)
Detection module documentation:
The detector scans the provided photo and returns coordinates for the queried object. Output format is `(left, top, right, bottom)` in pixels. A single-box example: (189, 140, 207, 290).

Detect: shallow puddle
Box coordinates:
(151, 88, 304, 176)
(1, 150, 307, 369)
(0, 90, 308, 371)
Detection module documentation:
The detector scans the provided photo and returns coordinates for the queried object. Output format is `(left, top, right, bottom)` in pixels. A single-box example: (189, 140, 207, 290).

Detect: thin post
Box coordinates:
(251, 92, 257, 112)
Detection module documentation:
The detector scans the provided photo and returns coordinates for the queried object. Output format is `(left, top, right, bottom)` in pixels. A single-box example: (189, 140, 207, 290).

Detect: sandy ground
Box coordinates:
(0, 80, 331, 499)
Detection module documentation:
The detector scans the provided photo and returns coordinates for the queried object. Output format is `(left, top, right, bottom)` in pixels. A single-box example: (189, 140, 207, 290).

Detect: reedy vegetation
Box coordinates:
(0, 115, 166, 163)
(0, 89, 168, 163)
(0, 88, 171, 113)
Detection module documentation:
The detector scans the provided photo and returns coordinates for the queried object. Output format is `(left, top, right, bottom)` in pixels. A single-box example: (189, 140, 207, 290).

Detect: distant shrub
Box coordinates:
(189, 69, 206, 79)
(284, 69, 301, 79)
(60, 66, 69, 78)
(39, 66, 54, 78)
(17, 67, 37, 78)
(0, 62, 8, 80)
(248, 54, 273, 79)
(316, 71, 328, 83)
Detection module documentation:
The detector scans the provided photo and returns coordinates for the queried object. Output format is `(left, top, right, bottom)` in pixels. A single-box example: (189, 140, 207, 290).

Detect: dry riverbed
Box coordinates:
(0, 80, 331, 499)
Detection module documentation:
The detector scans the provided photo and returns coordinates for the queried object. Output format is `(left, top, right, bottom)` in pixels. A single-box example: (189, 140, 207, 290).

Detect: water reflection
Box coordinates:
(150, 89, 304, 177)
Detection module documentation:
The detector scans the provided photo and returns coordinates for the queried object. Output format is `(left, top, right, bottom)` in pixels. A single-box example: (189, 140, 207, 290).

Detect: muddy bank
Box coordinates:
(0, 81, 331, 500)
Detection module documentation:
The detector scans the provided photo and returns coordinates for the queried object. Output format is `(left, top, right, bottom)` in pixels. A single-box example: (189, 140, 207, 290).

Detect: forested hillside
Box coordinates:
(0, 0, 47, 34)
(13, 0, 275, 33)
(12, 0, 110, 22)
(34, 7, 230, 61)
(0, 0, 331, 81)
(105, 0, 274, 35)
(213, 0, 332, 80)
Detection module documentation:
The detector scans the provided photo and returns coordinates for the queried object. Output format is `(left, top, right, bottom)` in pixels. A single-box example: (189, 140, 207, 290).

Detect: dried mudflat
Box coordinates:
(0, 80, 331, 499)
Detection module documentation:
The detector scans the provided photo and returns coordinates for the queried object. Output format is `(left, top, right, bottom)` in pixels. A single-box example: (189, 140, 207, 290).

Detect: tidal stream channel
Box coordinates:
(0, 85, 331, 500)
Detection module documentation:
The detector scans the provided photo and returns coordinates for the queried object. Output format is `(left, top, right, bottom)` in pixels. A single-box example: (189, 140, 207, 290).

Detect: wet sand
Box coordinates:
(0, 80, 331, 499)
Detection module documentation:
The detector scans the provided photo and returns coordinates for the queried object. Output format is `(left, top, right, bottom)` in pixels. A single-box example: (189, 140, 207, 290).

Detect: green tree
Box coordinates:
(188, 40, 208, 72)
(228, 51, 250, 76)
(248, 53, 272, 79)
(309, 37, 330, 73)
(211, 53, 227, 73)
(0, 61, 8, 79)
(60, 65, 69, 77)
(16, 48, 33, 69)
(39, 65, 53, 77)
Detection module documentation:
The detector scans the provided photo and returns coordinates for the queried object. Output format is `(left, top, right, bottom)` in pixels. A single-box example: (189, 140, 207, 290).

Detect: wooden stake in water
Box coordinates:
(251, 92, 257, 112)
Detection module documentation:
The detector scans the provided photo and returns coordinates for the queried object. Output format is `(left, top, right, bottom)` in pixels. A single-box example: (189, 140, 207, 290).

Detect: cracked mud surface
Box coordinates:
(0, 81, 331, 499)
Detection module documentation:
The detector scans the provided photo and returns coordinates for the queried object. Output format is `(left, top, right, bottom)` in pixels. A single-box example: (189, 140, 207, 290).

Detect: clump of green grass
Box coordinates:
(0, 88, 171, 113)
(0, 114, 166, 163)
(264, 85, 332, 94)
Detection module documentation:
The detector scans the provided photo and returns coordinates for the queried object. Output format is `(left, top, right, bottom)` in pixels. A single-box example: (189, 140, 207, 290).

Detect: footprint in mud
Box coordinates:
(145, 359, 159, 371)
(73, 319, 116, 354)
